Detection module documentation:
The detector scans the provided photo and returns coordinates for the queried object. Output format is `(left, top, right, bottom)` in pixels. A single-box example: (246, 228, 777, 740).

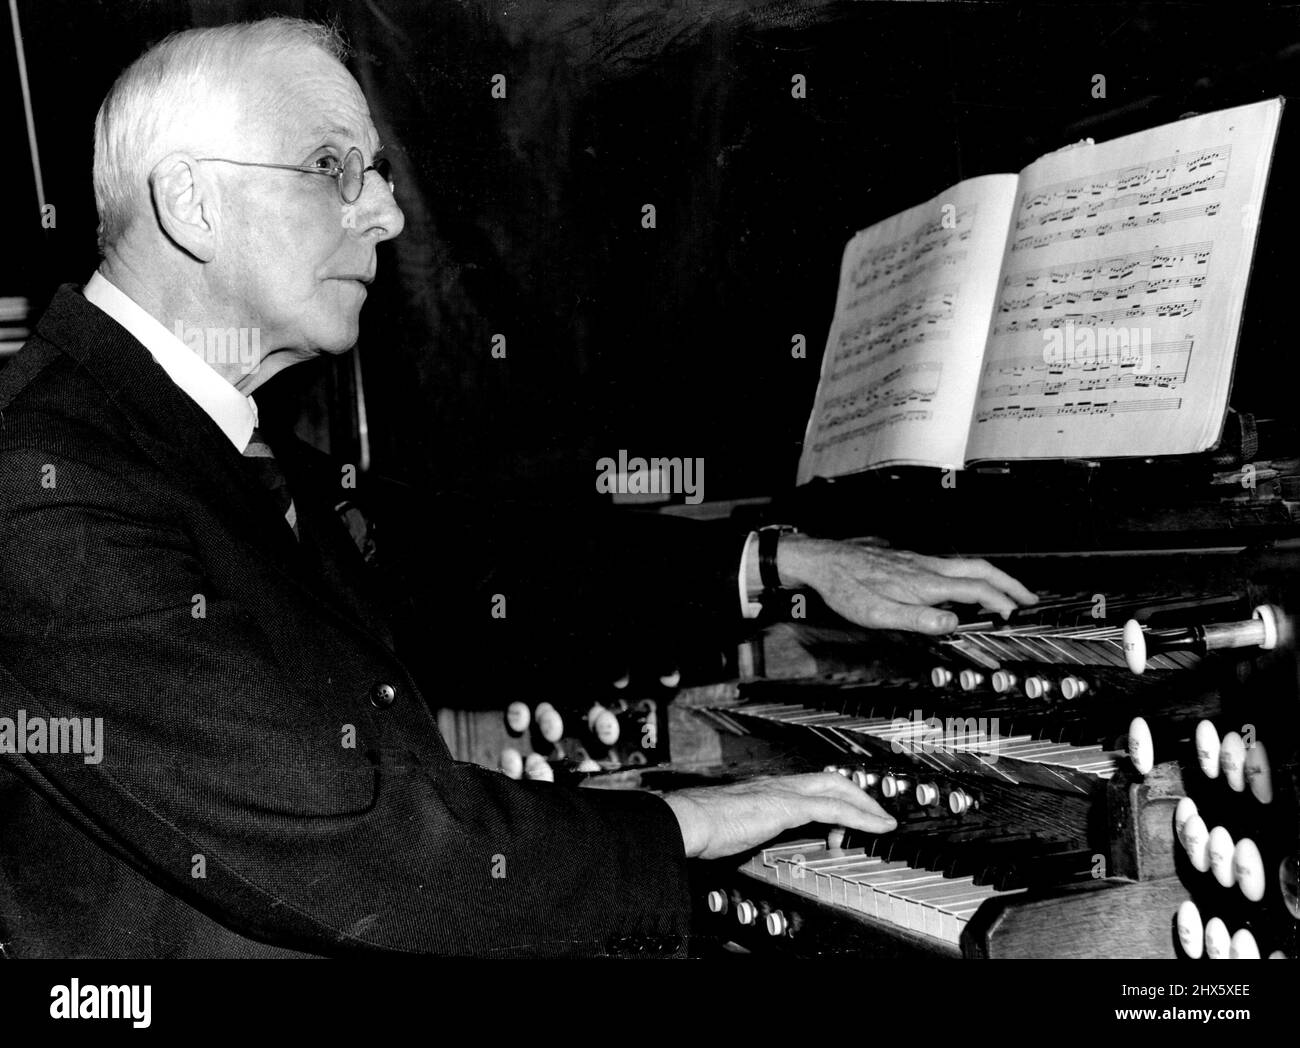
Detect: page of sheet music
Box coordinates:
(966, 99, 1282, 462)
(796, 175, 1019, 483)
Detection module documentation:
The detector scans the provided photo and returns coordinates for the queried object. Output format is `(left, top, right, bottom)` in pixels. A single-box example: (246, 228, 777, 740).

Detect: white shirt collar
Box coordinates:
(82, 270, 258, 452)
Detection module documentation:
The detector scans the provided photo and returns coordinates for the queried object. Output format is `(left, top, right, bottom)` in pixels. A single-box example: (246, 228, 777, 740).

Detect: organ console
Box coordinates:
(455, 434, 1300, 962)
(671, 543, 1300, 959)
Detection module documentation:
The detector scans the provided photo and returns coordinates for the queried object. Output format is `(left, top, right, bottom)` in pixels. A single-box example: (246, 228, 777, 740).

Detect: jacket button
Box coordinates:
(370, 682, 397, 709)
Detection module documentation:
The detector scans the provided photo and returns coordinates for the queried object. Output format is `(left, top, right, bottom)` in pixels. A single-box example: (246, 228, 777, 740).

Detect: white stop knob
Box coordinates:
(523, 753, 554, 782)
(1230, 929, 1260, 960)
(1204, 917, 1230, 959)
(499, 747, 524, 779)
(1127, 716, 1154, 775)
(1233, 839, 1265, 903)
(1123, 619, 1147, 674)
(1195, 720, 1220, 779)
(1176, 900, 1204, 959)
(505, 701, 531, 733)
(1219, 732, 1246, 792)
(1208, 826, 1236, 888)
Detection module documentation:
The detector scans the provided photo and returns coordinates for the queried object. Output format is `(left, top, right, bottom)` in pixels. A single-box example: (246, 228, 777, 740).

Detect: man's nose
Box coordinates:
(349, 176, 405, 242)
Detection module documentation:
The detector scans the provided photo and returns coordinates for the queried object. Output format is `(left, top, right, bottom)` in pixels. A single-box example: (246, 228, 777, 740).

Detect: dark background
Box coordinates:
(7, 0, 1300, 511)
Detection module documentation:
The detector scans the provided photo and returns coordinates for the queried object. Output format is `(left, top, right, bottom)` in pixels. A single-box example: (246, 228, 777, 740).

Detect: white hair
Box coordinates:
(92, 17, 349, 255)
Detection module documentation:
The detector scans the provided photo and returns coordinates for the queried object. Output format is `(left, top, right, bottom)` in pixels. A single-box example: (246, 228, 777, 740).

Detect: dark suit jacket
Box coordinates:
(0, 285, 699, 958)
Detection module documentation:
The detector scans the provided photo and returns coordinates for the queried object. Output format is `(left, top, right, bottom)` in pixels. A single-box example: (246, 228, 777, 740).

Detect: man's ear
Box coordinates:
(149, 153, 217, 262)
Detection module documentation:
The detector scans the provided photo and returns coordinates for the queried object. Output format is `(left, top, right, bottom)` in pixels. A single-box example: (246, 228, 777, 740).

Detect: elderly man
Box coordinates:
(0, 18, 1033, 957)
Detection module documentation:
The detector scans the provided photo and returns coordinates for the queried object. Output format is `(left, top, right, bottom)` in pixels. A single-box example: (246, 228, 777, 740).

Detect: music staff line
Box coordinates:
(979, 370, 1187, 401)
(848, 207, 977, 289)
(811, 409, 932, 452)
(826, 329, 952, 385)
(1001, 241, 1212, 291)
(993, 298, 1199, 335)
(1011, 201, 1221, 252)
(823, 360, 943, 411)
(974, 397, 1183, 424)
(1018, 145, 1231, 213)
(998, 273, 1205, 314)
(1014, 170, 1226, 232)
(984, 337, 1194, 375)
(846, 251, 967, 312)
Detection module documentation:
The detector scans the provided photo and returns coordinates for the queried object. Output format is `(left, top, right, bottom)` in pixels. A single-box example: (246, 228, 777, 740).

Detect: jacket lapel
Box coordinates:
(32, 285, 393, 647)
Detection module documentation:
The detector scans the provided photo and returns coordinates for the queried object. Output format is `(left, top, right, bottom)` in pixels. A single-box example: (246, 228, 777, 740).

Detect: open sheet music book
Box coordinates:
(796, 98, 1284, 485)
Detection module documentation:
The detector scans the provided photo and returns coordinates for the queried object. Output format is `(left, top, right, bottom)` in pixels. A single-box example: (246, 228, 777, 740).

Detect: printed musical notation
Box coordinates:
(811, 410, 932, 453)
(998, 274, 1205, 314)
(799, 175, 1020, 481)
(979, 337, 1194, 400)
(816, 361, 942, 438)
(827, 285, 957, 376)
(846, 251, 967, 312)
(1016, 169, 1226, 232)
(974, 397, 1182, 425)
(848, 208, 976, 292)
(1012, 201, 1220, 252)
(993, 298, 1199, 335)
(1017, 147, 1230, 220)
(993, 241, 1213, 335)
(1002, 241, 1211, 290)
(796, 99, 1280, 480)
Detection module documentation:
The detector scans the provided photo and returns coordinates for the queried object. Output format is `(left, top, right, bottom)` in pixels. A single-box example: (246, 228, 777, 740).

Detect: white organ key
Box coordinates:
(1174, 796, 1198, 836)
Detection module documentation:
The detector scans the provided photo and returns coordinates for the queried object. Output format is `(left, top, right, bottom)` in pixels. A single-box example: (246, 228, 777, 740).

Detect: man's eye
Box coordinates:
(313, 155, 343, 174)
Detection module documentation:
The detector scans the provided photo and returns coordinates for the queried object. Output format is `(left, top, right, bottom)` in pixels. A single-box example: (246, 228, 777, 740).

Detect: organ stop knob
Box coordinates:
(1122, 604, 1284, 675)
(505, 701, 531, 733)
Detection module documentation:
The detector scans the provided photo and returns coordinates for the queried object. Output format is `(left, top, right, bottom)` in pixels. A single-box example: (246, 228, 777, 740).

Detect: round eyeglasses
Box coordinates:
(195, 146, 394, 205)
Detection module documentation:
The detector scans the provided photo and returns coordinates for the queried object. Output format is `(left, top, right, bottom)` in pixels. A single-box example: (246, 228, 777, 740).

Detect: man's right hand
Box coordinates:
(663, 772, 896, 861)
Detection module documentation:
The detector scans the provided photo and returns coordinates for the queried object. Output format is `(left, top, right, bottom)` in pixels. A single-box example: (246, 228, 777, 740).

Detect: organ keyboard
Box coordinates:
(683, 571, 1300, 959)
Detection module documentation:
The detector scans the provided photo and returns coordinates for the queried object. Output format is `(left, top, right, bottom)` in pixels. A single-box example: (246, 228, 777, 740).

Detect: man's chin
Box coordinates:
(313, 319, 362, 355)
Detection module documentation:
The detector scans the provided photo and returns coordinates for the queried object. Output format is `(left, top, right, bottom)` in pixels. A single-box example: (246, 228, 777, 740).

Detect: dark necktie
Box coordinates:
(242, 428, 299, 540)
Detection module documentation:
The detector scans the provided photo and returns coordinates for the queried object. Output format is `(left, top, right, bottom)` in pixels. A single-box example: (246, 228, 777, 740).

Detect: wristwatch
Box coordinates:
(758, 524, 799, 593)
